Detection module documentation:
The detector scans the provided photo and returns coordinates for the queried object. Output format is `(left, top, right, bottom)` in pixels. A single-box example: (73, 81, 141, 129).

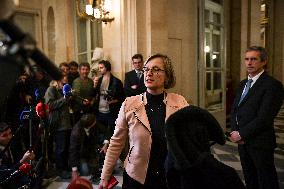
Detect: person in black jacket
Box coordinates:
(230, 46, 283, 189)
(124, 54, 146, 97)
(0, 122, 35, 189)
(44, 78, 72, 179)
(69, 113, 110, 181)
(165, 106, 245, 189)
(93, 60, 125, 134)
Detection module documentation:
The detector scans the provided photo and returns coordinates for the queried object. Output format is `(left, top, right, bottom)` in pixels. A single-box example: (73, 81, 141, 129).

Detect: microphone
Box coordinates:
(62, 83, 72, 97)
(19, 107, 31, 122)
(18, 163, 32, 174)
(0, 19, 62, 80)
(35, 102, 48, 118)
(1, 163, 32, 184)
(62, 84, 86, 101)
(9, 163, 32, 177)
(34, 88, 46, 102)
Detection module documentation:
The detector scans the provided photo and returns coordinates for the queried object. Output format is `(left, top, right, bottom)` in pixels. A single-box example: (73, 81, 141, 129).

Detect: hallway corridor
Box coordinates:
(47, 107, 284, 189)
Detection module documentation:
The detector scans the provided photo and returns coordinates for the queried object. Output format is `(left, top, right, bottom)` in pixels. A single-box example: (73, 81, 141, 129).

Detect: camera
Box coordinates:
(103, 90, 114, 101)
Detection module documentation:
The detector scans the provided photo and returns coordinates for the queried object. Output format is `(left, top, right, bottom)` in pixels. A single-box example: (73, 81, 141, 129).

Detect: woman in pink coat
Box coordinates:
(99, 54, 188, 189)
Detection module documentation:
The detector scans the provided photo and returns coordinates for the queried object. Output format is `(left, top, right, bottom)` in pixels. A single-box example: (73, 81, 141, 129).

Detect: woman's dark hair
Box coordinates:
(99, 60, 111, 71)
(145, 53, 176, 89)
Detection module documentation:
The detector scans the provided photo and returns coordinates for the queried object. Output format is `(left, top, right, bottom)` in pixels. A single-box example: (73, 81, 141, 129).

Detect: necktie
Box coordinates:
(238, 79, 253, 105)
(137, 71, 142, 79)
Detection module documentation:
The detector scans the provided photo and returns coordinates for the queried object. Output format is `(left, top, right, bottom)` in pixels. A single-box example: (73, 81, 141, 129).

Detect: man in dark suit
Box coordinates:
(230, 46, 283, 189)
(124, 54, 146, 97)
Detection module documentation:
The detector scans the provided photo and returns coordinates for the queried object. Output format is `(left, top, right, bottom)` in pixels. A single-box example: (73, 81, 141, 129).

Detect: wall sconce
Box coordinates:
(76, 0, 114, 24)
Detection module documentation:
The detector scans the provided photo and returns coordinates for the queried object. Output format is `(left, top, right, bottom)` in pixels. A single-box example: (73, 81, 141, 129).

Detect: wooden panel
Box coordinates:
(168, 38, 182, 94)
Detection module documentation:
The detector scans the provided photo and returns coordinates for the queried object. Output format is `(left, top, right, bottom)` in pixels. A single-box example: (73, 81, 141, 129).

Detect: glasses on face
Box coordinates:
(142, 66, 165, 74)
(245, 57, 259, 62)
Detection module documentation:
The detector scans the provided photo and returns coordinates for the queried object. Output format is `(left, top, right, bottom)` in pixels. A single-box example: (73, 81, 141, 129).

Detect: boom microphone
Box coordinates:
(0, 19, 62, 80)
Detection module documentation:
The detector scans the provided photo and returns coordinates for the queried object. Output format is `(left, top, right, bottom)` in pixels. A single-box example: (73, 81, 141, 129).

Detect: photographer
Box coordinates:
(44, 77, 72, 179)
(0, 122, 35, 189)
(69, 113, 110, 182)
(3, 72, 32, 164)
(93, 60, 125, 134)
(5, 72, 30, 130)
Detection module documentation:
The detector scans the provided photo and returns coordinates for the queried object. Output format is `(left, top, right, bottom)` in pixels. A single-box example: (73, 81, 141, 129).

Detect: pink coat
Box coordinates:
(100, 92, 188, 184)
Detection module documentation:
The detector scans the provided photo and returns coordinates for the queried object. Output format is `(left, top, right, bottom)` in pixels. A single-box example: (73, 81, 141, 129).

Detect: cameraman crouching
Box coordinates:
(69, 113, 110, 183)
(0, 122, 35, 189)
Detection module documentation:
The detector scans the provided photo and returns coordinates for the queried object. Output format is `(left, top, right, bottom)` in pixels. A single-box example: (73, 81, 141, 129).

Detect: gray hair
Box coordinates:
(246, 46, 268, 62)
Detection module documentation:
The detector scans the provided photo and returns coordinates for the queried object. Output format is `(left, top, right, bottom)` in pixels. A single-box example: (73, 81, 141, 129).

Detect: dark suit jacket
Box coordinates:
(124, 70, 146, 97)
(230, 72, 284, 149)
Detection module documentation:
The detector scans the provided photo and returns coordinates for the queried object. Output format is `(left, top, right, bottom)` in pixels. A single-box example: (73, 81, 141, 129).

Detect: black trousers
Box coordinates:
(96, 112, 116, 135)
(166, 167, 181, 189)
(122, 170, 167, 189)
(55, 130, 71, 171)
(239, 145, 279, 189)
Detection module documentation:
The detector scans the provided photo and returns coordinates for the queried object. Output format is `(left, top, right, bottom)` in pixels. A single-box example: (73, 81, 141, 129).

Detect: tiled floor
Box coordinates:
(47, 107, 284, 189)
(46, 163, 124, 189)
(46, 175, 124, 189)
